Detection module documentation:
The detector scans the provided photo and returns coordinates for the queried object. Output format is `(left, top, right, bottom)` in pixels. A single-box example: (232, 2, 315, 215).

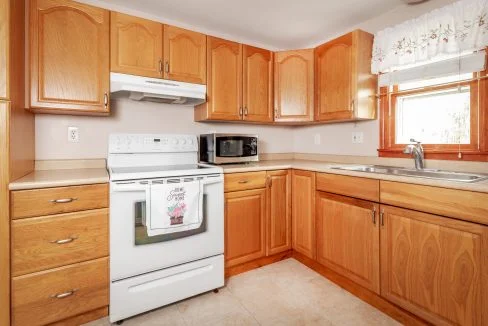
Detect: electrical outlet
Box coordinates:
(352, 132, 364, 144)
(68, 127, 79, 143)
(314, 133, 321, 145)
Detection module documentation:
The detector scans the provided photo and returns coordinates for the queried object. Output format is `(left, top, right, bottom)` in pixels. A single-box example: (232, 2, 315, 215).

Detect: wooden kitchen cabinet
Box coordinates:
(316, 192, 380, 293)
(0, 0, 7, 100)
(110, 12, 163, 78)
(195, 37, 242, 121)
(266, 170, 291, 255)
(315, 30, 376, 122)
(243, 45, 273, 122)
(274, 49, 314, 122)
(380, 205, 488, 326)
(225, 188, 266, 267)
(163, 25, 206, 84)
(29, 0, 110, 115)
(291, 170, 316, 258)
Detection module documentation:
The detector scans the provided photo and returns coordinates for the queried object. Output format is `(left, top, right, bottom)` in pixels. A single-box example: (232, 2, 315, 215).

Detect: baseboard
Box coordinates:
(291, 251, 428, 326)
(48, 306, 108, 326)
(225, 250, 292, 278)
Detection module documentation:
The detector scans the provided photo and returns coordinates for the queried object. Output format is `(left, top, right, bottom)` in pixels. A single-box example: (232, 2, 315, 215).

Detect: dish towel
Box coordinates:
(144, 180, 203, 236)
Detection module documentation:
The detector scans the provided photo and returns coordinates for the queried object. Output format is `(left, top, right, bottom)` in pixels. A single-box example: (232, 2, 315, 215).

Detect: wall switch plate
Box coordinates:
(314, 133, 321, 145)
(68, 127, 79, 143)
(352, 132, 364, 144)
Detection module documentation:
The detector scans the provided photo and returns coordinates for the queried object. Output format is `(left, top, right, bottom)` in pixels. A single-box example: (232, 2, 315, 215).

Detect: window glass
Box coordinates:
(395, 86, 470, 144)
(397, 73, 472, 90)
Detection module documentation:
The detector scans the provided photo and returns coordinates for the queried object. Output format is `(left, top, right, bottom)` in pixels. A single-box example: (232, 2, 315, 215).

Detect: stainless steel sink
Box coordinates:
(330, 165, 488, 183)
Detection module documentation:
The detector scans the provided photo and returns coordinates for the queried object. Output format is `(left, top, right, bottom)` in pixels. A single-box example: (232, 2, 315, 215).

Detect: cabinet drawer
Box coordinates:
(316, 173, 379, 202)
(11, 183, 108, 219)
(12, 257, 109, 326)
(381, 181, 488, 225)
(12, 209, 109, 276)
(224, 171, 267, 192)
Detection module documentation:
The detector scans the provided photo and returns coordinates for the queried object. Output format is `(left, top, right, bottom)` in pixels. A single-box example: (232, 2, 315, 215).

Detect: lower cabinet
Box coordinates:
(266, 170, 291, 255)
(380, 205, 488, 326)
(224, 188, 266, 267)
(291, 170, 316, 259)
(316, 192, 380, 293)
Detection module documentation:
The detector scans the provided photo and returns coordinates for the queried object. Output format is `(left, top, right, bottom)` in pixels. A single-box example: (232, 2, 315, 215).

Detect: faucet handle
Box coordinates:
(410, 138, 421, 144)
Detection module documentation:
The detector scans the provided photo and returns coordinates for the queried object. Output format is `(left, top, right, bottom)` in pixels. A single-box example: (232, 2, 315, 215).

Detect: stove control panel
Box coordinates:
(109, 134, 198, 153)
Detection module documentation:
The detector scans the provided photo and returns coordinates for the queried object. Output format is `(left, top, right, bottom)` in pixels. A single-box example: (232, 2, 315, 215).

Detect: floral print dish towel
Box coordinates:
(144, 180, 203, 236)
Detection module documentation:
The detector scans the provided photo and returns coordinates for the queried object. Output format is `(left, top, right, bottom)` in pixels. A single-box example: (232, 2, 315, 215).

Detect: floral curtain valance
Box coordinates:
(371, 0, 488, 74)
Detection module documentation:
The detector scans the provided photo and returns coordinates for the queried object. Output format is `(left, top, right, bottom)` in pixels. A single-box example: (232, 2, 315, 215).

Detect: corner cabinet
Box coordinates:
(266, 170, 291, 255)
(110, 12, 163, 78)
(315, 30, 376, 122)
(291, 170, 316, 259)
(316, 192, 380, 293)
(163, 25, 206, 84)
(274, 49, 314, 122)
(29, 0, 110, 115)
(380, 205, 488, 326)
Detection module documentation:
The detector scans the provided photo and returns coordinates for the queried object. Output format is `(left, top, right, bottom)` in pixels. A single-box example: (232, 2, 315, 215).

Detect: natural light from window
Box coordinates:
(395, 86, 471, 145)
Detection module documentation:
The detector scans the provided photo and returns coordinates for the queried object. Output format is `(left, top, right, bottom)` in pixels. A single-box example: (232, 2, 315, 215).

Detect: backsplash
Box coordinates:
(35, 99, 295, 160)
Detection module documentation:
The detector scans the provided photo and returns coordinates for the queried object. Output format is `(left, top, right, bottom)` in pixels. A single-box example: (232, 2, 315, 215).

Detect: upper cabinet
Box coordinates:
(274, 49, 314, 122)
(29, 0, 110, 115)
(242, 45, 273, 122)
(195, 37, 242, 121)
(163, 25, 206, 84)
(315, 30, 377, 122)
(110, 12, 163, 78)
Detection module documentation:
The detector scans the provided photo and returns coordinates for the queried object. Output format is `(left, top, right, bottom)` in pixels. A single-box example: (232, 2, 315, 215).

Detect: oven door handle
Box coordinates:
(112, 183, 147, 192)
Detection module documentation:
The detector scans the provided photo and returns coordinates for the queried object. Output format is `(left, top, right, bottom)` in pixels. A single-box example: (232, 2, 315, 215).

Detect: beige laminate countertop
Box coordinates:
(221, 159, 488, 193)
(9, 168, 109, 190)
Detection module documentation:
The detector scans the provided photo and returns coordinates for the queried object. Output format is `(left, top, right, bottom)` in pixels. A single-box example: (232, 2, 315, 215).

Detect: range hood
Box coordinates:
(110, 73, 206, 105)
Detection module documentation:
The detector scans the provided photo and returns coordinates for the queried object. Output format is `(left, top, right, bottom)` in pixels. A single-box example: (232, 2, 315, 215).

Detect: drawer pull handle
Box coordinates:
(51, 289, 77, 299)
(371, 206, 376, 225)
(238, 180, 249, 184)
(50, 237, 77, 245)
(50, 198, 78, 204)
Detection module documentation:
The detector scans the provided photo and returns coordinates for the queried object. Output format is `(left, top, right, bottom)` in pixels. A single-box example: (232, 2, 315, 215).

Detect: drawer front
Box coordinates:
(224, 171, 267, 192)
(12, 257, 109, 326)
(11, 183, 108, 219)
(316, 173, 379, 202)
(12, 209, 109, 276)
(380, 181, 488, 225)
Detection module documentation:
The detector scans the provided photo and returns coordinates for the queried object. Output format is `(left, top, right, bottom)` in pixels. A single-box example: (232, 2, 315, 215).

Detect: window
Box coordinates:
(379, 69, 488, 161)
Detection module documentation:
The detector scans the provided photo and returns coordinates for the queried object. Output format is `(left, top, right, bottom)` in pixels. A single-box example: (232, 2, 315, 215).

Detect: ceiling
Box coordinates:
(79, 0, 404, 50)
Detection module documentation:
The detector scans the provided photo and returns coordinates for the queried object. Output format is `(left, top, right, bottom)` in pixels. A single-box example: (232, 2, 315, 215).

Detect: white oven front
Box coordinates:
(109, 173, 224, 281)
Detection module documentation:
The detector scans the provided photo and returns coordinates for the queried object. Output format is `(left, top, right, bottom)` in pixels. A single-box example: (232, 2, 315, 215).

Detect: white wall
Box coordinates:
(35, 0, 458, 160)
(293, 0, 458, 156)
(35, 99, 294, 160)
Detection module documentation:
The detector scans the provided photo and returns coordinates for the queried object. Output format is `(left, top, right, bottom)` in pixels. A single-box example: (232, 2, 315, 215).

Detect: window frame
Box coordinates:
(379, 59, 488, 162)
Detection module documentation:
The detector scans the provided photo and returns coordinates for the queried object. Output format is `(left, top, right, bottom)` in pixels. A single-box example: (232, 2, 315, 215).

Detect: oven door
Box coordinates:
(214, 135, 258, 163)
(109, 174, 224, 281)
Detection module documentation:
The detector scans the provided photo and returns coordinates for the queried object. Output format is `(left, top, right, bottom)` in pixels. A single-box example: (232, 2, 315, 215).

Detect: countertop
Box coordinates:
(221, 159, 488, 193)
(9, 167, 109, 190)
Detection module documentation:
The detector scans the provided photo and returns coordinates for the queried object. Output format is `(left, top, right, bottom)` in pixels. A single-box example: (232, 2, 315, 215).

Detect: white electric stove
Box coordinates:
(108, 134, 224, 323)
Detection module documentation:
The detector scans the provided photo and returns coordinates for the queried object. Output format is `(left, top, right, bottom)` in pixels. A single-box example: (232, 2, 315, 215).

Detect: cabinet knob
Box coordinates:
(244, 107, 248, 116)
(104, 93, 109, 109)
(51, 289, 78, 299)
(165, 61, 170, 73)
(49, 198, 78, 204)
(50, 237, 77, 245)
(238, 180, 249, 184)
(159, 59, 163, 74)
(371, 206, 376, 225)
(380, 209, 385, 226)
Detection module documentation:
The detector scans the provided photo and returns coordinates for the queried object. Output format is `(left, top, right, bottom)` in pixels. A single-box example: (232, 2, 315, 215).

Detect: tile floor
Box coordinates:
(84, 259, 400, 326)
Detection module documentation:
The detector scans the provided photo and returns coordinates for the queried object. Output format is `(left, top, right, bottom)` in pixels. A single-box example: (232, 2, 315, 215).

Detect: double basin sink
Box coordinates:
(330, 165, 488, 183)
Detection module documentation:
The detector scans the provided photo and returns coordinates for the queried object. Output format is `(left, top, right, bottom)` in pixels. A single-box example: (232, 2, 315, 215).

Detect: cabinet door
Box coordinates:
(110, 12, 163, 78)
(30, 0, 110, 114)
(316, 192, 380, 293)
(163, 25, 206, 84)
(380, 205, 488, 326)
(0, 0, 7, 100)
(274, 49, 314, 122)
(266, 170, 291, 255)
(315, 33, 353, 121)
(242, 45, 273, 122)
(204, 37, 242, 121)
(291, 170, 316, 258)
(225, 188, 266, 267)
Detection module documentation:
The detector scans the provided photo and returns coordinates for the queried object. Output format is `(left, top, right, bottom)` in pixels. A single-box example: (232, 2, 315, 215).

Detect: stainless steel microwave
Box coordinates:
(199, 133, 258, 164)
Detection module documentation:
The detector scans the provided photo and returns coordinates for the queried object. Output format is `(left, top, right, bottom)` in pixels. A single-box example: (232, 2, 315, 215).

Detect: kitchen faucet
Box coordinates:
(403, 139, 425, 170)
